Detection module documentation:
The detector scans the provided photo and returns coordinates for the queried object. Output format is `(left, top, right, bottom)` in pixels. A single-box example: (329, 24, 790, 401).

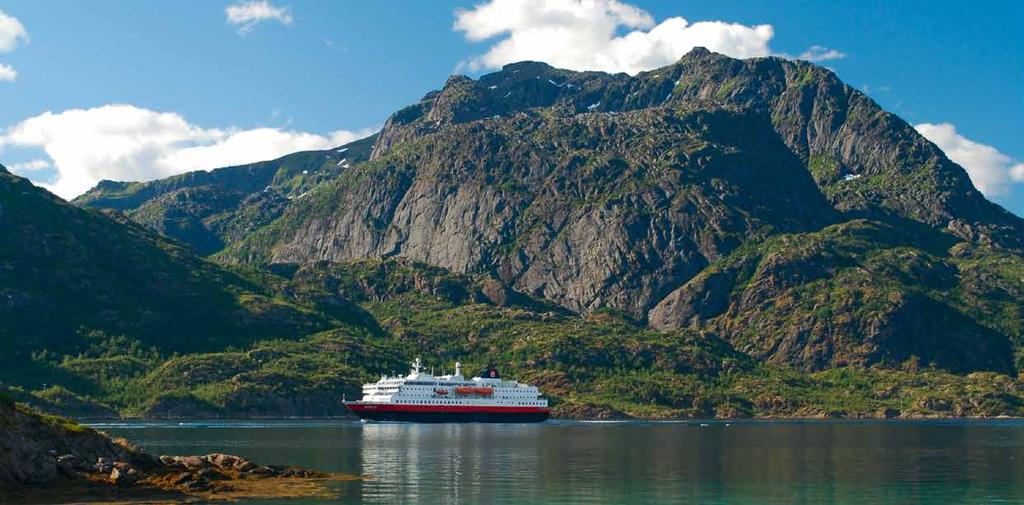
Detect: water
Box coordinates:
(92, 419, 1024, 504)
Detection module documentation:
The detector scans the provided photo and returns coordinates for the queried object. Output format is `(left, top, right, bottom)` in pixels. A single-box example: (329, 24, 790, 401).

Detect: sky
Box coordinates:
(0, 0, 1021, 215)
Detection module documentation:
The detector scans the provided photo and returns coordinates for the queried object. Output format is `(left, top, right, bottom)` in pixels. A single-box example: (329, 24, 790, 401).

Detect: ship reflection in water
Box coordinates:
(351, 420, 1024, 505)
(94, 419, 1024, 505)
(357, 423, 537, 504)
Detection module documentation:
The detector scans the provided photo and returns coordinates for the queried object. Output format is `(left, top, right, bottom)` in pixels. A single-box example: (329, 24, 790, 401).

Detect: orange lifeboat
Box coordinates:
(454, 387, 494, 396)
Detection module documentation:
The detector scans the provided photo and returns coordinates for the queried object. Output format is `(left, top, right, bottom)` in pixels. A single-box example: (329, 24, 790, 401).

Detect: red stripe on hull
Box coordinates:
(345, 403, 549, 414)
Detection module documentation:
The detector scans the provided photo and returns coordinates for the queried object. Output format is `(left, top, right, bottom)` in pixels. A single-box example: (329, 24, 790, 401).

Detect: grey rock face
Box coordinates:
(0, 402, 138, 484)
(222, 49, 1021, 322)
(230, 106, 834, 317)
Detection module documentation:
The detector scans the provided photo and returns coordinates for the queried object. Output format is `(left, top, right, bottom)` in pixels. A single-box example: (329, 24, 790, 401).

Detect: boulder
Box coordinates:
(109, 466, 139, 487)
(203, 453, 239, 469)
(878, 407, 901, 419)
(177, 455, 206, 470)
(480, 278, 511, 306)
(96, 457, 115, 473)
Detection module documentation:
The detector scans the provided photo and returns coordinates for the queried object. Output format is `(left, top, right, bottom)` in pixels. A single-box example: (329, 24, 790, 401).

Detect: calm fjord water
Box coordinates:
(93, 419, 1024, 505)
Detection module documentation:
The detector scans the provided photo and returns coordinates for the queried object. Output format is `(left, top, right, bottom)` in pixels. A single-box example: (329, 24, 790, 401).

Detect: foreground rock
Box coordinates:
(0, 396, 351, 503)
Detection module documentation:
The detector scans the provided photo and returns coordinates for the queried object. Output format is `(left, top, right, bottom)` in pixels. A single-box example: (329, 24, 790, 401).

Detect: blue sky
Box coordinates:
(0, 0, 1021, 215)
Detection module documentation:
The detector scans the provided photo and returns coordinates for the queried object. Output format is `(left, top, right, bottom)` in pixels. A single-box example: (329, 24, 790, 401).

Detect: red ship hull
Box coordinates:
(345, 403, 549, 423)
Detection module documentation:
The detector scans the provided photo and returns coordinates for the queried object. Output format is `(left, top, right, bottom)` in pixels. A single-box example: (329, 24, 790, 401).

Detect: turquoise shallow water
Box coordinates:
(92, 419, 1024, 505)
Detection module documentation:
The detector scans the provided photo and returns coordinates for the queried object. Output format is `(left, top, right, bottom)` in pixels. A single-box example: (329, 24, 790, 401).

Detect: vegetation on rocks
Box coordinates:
(73, 135, 377, 255)
(0, 167, 354, 388)
(4, 49, 1024, 420)
(0, 396, 344, 502)
(7, 257, 1021, 421)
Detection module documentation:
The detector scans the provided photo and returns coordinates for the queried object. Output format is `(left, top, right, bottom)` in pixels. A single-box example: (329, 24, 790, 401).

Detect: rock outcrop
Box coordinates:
(0, 397, 337, 501)
(0, 397, 152, 485)
(649, 220, 1020, 372)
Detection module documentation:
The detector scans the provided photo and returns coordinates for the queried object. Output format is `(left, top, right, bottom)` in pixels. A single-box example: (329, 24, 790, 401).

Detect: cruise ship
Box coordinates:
(344, 358, 550, 423)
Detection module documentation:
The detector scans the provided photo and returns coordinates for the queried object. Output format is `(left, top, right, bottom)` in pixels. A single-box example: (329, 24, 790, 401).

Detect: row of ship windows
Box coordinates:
(370, 388, 534, 393)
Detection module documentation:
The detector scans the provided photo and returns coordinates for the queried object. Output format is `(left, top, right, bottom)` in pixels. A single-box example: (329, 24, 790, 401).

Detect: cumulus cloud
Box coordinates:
(453, 0, 842, 75)
(0, 104, 372, 200)
(915, 122, 1023, 198)
(454, 0, 774, 74)
(0, 9, 28, 52)
(1012, 164, 1024, 183)
(799, 45, 846, 62)
(0, 63, 15, 82)
(226, 0, 293, 34)
(0, 9, 28, 82)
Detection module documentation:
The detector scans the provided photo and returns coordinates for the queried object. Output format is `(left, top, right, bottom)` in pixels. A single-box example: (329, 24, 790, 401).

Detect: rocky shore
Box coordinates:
(0, 395, 350, 503)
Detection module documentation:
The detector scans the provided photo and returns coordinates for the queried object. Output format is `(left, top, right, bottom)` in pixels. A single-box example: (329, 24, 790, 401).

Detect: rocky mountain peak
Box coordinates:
(685, 46, 712, 57)
(372, 51, 1021, 249)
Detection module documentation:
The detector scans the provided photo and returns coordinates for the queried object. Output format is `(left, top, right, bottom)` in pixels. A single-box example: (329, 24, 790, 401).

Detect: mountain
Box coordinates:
(0, 165, 353, 386)
(210, 48, 1021, 373)
(9, 49, 1024, 419)
(74, 134, 377, 255)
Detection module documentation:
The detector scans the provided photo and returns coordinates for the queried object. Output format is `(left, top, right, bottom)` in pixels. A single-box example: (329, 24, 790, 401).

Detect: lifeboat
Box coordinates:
(454, 386, 494, 396)
(434, 388, 449, 395)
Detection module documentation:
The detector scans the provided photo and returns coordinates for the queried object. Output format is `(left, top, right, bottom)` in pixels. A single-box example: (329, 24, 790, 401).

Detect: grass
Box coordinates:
(5, 252, 1022, 420)
(808, 154, 840, 183)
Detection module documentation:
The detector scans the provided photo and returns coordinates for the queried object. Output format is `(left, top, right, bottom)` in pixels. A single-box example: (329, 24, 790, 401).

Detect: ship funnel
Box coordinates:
(455, 361, 462, 377)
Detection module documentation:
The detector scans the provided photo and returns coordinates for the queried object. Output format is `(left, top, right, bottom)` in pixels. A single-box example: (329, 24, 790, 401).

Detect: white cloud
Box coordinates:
(799, 45, 846, 62)
(0, 9, 28, 82)
(915, 122, 1022, 198)
(0, 104, 372, 200)
(159, 127, 363, 171)
(454, 0, 844, 75)
(7, 159, 50, 174)
(1011, 163, 1024, 182)
(454, 0, 774, 74)
(226, 0, 293, 34)
(860, 84, 892, 95)
(0, 9, 28, 52)
(0, 63, 15, 82)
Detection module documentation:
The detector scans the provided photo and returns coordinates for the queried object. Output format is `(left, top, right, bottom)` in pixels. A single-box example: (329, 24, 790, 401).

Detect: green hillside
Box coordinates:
(5, 50, 1024, 420)
(0, 166, 347, 387)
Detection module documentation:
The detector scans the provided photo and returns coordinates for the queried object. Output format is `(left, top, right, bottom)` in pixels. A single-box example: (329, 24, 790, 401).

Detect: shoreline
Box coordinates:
(1, 473, 357, 505)
(0, 399, 356, 504)
(81, 415, 1024, 425)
